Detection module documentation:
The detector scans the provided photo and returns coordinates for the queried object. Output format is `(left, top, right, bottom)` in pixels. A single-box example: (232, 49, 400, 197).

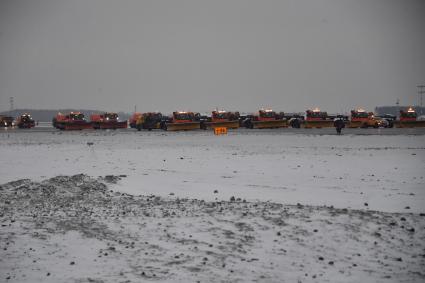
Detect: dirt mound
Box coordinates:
(1, 175, 424, 282)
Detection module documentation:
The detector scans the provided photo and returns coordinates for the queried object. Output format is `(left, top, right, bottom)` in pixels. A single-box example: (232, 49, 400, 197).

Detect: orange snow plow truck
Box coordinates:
(396, 107, 425, 128)
(52, 112, 92, 130)
(201, 110, 240, 130)
(90, 112, 127, 129)
(244, 109, 287, 129)
(348, 108, 370, 128)
(129, 112, 142, 129)
(349, 109, 388, 128)
(162, 111, 201, 131)
(304, 108, 334, 128)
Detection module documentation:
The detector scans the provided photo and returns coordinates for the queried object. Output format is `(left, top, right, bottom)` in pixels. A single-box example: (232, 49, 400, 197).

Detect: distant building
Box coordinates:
(374, 106, 425, 117)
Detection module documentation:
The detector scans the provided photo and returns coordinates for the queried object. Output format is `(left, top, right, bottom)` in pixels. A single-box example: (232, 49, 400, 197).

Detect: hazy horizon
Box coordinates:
(1, 0, 424, 113)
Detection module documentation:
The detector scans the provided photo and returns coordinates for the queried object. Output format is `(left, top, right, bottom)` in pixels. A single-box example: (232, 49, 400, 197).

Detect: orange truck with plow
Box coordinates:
(162, 111, 201, 131)
(348, 108, 370, 128)
(52, 112, 92, 130)
(129, 112, 142, 129)
(396, 107, 425, 128)
(201, 110, 240, 130)
(90, 112, 127, 129)
(349, 109, 388, 128)
(304, 108, 334, 128)
(243, 109, 287, 129)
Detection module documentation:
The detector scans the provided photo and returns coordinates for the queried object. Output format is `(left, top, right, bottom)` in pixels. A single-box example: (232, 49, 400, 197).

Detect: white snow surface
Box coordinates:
(1, 129, 425, 283)
(1, 129, 424, 213)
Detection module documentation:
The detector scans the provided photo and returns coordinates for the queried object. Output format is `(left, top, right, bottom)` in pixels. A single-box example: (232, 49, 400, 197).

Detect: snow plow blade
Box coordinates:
(164, 122, 201, 131)
(304, 120, 334, 128)
(203, 120, 239, 130)
(395, 121, 425, 128)
(347, 121, 363, 128)
(92, 121, 128, 129)
(61, 122, 93, 130)
(251, 120, 287, 129)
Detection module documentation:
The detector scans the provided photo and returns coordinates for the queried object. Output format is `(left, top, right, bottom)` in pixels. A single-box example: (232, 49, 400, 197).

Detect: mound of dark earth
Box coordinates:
(1, 175, 424, 282)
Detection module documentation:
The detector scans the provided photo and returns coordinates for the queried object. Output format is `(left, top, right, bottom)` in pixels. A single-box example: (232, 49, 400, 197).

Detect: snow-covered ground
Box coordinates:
(1, 129, 425, 282)
(1, 129, 424, 213)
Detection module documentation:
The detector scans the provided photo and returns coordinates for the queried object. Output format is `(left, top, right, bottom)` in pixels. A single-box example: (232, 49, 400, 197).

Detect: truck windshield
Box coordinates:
(402, 112, 416, 118)
(308, 111, 327, 118)
(260, 111, 275, 118)
(352, 112, 368, 118)
(174, 113, 191, 120)
(70, 113, 84, 120)
(105, 113, 118, 120)
(213, 112, 228, 119)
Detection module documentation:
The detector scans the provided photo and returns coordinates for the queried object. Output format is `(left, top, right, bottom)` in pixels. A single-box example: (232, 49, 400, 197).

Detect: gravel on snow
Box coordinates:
(1, 174, 424, 283)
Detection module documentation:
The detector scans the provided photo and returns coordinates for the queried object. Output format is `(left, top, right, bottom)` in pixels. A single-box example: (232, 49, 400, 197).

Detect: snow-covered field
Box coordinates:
(1, 129, 425, 282)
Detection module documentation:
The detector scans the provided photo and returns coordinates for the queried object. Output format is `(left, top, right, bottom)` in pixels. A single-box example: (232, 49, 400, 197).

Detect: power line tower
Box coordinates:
(418, 85, 425, 107)
(9, 97, 14, 111)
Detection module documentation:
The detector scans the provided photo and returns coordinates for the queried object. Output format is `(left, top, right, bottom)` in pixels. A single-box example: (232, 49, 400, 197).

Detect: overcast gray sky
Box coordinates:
(0, 0, 424, 114)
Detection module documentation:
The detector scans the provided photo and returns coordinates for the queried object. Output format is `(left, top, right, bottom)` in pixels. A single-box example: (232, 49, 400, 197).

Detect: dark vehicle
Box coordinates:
(285, 114, 305, 128)
(0, 115, 15, 127)
(378, 114, 396, 128)
(16, 113, 36, 128)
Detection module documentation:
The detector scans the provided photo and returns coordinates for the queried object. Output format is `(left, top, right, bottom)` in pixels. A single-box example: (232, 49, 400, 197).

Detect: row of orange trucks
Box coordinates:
(1, 107, 424, 130)
(125, 107, 425, 130)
